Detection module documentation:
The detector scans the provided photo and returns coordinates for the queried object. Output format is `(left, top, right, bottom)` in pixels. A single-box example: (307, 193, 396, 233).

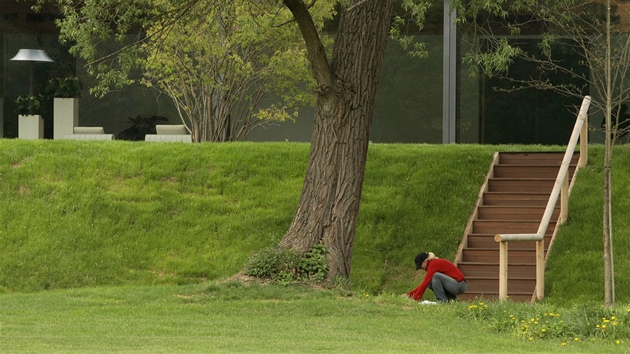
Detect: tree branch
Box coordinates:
(283, 0, 334, 91)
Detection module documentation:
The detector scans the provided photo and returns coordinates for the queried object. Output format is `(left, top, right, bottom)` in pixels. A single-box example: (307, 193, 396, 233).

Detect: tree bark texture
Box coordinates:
(603, 85, 615, 307)
(603, 156, 614, 307)
(281, 0, 395, 280)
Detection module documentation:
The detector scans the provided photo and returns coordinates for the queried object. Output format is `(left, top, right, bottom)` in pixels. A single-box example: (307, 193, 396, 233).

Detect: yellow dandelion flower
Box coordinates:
(561, 342, 566, 347)
(616, 340, 621, 345)
(529, 337, 534, 341)
(612, 316, 617, 320)
(602, 324, 607, 329)
(574, 337, 579, 341)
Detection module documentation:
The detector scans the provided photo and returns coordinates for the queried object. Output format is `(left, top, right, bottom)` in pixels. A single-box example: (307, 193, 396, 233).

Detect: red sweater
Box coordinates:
(407, 259, 465, 301)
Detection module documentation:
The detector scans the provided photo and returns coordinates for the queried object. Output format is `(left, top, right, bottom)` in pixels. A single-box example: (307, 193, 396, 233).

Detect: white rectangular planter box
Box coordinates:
(19, 114, 44, 140)
(53, 98, 79, 140)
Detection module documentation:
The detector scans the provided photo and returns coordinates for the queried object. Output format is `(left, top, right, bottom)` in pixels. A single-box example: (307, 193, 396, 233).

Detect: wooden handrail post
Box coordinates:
(579, 113, 588, 168)
(536, 239, 545, 300)
(499, 241, 508, 300)
(560, 173, 569, 224)
(496, 233, 543, 302)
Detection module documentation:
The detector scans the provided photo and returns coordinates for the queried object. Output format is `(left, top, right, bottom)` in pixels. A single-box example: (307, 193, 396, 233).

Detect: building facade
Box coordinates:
(0, 1, 606, 144)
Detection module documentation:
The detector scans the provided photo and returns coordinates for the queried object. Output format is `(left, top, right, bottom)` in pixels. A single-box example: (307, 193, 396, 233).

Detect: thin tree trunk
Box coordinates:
(281, 0, 395, 280)
(603, 0, 615, 308)
(603, 163, 612, 307)
(608, 166, 615, 305)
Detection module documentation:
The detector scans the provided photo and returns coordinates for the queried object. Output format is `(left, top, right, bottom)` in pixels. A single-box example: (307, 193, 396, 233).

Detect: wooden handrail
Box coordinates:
(495, 96, 591, 302)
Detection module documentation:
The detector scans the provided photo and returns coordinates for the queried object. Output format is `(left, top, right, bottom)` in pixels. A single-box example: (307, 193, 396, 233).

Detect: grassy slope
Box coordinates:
(546, 144, 630, 305)
(0, 140, 627, 305)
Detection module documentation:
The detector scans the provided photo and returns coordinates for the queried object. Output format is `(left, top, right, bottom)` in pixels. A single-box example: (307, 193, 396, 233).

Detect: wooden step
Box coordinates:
(493, 165, 576, 179)
(472, 220, 556, 234)
(465, 277, 536, 293)
(457, 262, 536, 278)
(467, 234, 550, 249)
(483, 192, 558, 206)
(476, 206, 559, 220)
(488, 178, 555, 193)
(460, 248, 537, 263)
(498, 152, 578, 165)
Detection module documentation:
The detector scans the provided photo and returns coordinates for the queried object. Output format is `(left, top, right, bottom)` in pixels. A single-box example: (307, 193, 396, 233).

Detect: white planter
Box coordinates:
(19, 114, 44, 140)
(53, 97, 79, 140)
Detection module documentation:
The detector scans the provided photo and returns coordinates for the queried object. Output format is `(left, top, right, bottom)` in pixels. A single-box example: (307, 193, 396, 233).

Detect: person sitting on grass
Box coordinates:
(405, 252, 467, 303)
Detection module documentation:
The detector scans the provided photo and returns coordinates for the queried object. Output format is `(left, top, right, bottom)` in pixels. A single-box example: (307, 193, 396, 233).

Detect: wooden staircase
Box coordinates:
(455, 152, 580, 302)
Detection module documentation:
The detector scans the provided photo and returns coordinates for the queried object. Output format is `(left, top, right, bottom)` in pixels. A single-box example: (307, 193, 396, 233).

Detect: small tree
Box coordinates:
(141, 1, 321, 141)
(455, 0, 629, 306)
(46, 0, 330, 141)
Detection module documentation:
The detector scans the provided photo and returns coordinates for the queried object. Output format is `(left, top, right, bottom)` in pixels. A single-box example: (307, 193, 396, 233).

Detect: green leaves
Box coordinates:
(45, 76, 82, 98)
(462, 38, 522, 78)
(50, 0, 335, 140)
(390, 0, 434, 59)
(243, 244, 329, 284)
(14, 95, 44, 115)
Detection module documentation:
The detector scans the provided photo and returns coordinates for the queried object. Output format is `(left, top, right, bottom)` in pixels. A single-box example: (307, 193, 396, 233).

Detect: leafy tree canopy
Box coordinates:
(39, 0, 337, 141)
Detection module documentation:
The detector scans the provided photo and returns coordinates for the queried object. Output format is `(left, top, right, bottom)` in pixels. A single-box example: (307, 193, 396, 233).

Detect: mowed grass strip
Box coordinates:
(1, 282, 626, 353)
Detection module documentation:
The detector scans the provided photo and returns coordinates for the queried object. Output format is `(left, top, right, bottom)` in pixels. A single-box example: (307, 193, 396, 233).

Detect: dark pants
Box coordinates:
(427, 272, 467, 302)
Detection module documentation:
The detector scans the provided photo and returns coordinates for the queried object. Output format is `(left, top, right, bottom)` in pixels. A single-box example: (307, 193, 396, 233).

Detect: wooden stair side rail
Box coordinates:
(454, 152, 500, 266)
(494, 96, 591, 302)
(579, 105, 588, 169)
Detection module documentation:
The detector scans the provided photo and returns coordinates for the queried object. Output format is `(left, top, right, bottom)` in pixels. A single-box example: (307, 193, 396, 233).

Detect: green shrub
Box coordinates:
(244, 244, 328, 284)
(300, 244, 328, 282)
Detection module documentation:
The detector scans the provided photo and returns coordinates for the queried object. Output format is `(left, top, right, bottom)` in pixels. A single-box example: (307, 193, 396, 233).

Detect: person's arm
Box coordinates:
(407, 267, 437, 300)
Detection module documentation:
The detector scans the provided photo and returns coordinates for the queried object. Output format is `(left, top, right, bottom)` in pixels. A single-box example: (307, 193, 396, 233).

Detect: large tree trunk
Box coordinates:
(281, 0, 394, 280)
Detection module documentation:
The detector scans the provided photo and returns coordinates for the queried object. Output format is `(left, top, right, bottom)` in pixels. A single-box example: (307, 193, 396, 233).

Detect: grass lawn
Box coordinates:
(1, 282, 627, 353)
